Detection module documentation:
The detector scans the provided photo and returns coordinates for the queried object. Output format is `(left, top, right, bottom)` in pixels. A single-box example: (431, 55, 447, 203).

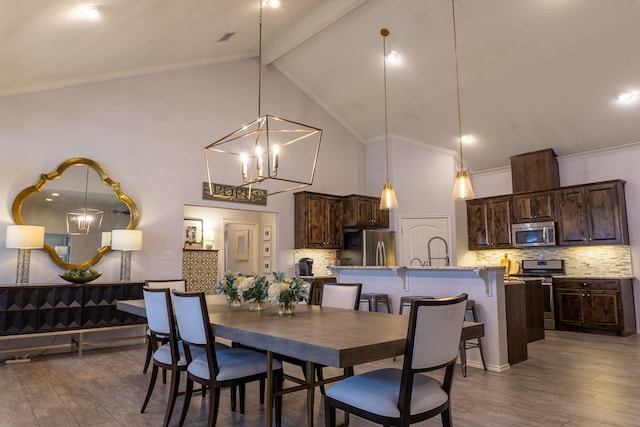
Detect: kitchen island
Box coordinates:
(332, 265, 510, 372)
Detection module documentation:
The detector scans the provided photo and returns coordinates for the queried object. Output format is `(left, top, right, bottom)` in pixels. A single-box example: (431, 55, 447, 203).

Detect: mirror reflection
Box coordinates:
(12, 158, 139, 269)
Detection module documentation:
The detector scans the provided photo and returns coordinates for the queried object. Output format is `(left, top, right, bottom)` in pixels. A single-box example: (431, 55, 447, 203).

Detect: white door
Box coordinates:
(400, 216, 451, 267)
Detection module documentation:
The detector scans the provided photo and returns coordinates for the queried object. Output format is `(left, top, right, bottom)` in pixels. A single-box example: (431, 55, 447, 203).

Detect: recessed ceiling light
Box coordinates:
(616, 90, 636, 103)
(266, 0, 280, 8)
(51, 193, 60, 197)
(386, 50, 401, 65)
(80, 5, 101, 20)
(461, 134, 474, 144)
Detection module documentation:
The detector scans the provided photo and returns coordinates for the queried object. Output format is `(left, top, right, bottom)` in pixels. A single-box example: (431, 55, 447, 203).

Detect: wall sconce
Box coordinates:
(5, 225, 45, 284)
(111, 229, 142, 281)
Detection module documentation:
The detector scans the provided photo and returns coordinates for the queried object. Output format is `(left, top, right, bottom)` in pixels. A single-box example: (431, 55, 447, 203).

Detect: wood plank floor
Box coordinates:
(0, 330, 638, 426)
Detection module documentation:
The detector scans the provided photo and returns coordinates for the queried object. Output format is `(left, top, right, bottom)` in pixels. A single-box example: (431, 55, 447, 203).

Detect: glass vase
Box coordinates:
(278, 302, 295, 316)
(227, 296, 242, 308)
(250, 300, 266, 311)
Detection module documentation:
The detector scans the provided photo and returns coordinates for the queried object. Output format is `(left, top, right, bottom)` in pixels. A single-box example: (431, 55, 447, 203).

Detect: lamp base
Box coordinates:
(119, 251, 132, 282)
(15, 249, 31, 284)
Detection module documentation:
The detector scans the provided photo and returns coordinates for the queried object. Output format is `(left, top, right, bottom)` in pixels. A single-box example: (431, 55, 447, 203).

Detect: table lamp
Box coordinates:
(6, 225, 45, 284)
(111, 229, 142, 281)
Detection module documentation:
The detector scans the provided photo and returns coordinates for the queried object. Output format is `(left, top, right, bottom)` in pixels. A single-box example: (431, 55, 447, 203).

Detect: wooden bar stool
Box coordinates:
(459, 299, 487, 376)
(398, 296, 434, 315)
(360, 293, 392, 313)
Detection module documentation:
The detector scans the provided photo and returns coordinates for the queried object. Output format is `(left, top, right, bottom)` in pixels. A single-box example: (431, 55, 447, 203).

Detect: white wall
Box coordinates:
(0, 58, 364, 284)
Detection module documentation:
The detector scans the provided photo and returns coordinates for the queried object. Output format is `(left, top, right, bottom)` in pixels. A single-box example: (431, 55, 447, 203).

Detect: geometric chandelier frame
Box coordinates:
(204, 0, 322, 198)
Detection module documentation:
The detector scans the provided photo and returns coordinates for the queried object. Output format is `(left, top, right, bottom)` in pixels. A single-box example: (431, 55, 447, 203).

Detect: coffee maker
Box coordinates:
(298, 258, 314, 276)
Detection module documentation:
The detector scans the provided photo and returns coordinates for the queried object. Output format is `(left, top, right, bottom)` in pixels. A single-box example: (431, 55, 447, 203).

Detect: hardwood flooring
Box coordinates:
(0, 330, 638, 426)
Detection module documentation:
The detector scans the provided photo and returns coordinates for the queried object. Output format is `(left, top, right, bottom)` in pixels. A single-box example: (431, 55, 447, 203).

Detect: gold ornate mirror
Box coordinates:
(12, 158, 139, 269)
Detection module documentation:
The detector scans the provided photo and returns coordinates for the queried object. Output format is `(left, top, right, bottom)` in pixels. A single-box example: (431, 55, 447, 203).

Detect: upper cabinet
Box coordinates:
(343, 195, 389, 229)
(467, 196, 512, 250)
(512, 191, 555, 223)
(556, 180, 629, 246)
(294, 192, 344, 249)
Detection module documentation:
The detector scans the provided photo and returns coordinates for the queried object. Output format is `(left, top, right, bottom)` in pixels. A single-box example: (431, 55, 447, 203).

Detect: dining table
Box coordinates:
(117, 296, 483, 426)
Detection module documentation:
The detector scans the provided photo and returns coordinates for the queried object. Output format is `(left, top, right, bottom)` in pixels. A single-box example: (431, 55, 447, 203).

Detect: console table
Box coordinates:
(0, 282, 146, 357)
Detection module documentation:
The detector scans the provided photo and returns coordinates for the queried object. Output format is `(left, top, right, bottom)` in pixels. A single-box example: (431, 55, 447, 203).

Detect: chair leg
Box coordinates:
(275, 370, 284, 427)
(459, 340, 467, 377)
(163, 370, 180, 427)
(208, 386, 221, 427)
(324, 397, 337, 427)
(477, 337, 488, 371)
(162, 367, 167, 384)
(140, 363, 159, 413)
(178, 378, 194, 427)
(239, 383, 246, 414)
(142, 338, 152, 374)
(230, 385, 236, 412)
(441, 408, 453, 427)
(259, 378, 265, 405)
(316, 365, 325, 395)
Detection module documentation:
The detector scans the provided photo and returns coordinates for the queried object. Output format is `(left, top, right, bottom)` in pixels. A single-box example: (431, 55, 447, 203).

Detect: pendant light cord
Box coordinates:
(381, 28, 390, 181)
(258, 0, 263, 118)
(452, 0, 464, 171)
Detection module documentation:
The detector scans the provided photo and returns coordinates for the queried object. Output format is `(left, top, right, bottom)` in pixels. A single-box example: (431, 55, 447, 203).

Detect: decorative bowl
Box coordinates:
(59, 273, 102, 284)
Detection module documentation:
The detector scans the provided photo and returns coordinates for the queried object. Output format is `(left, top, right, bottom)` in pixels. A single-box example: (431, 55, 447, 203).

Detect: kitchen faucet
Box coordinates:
(427, 237, 450, 266)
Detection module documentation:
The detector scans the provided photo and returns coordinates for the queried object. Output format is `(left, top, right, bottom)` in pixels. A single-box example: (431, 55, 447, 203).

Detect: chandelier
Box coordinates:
(204, 0, 322, 198)
(66, 167, 103, 234)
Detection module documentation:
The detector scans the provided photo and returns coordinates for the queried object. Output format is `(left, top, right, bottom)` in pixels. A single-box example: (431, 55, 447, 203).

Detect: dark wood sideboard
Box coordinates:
(0, 282, 146, 357)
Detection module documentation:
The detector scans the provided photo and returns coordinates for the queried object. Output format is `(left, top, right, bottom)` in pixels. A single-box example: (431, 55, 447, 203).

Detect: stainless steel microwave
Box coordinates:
(511, 221, 557, 247)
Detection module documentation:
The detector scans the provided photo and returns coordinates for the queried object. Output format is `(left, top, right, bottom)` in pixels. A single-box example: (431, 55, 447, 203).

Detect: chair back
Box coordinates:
(171, 291, 219, 372)
(321, 283, 362, 310)
(405, 293, 468, 370)
(146, 279, 186, 292)
(143, 287, 174, 336)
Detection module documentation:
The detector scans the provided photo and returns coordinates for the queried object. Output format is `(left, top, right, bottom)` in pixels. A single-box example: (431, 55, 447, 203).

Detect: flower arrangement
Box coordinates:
(216, 271, 269, 309)
(268, 271, 309, 315)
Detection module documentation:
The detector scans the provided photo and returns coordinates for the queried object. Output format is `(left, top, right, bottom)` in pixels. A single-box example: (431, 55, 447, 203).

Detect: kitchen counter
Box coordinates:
(332, 265, 511, 372)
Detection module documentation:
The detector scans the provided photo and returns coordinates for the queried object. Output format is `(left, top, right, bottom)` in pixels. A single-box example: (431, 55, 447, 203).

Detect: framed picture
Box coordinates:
(183, 218, 203, 245)
(235, 229, 249, 261)
(262, 258, 271, 274)
(262, 241, 271, 258)
(263, 225, 272, 241)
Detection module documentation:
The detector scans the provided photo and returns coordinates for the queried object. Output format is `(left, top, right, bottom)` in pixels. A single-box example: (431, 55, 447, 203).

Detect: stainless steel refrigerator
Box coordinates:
(337, 230, 396, 267)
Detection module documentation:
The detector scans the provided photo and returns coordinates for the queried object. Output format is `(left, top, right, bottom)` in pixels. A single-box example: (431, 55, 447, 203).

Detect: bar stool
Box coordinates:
(360, 293, 392, 313)
(398, 295, 434, 315)
(459, 299, 487, 377)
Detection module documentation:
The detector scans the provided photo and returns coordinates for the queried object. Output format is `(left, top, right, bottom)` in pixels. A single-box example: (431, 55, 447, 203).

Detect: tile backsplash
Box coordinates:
(475, 246, 633, 277)
(293, 249, 338, 276)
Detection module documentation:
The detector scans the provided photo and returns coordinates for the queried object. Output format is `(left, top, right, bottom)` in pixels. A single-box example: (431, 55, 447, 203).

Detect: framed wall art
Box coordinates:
(263, 225, 272, 241)
(262, 258, 271, 274)
(235, 229, 249, 261)
(183, 218, 203, 246)
(262, 241, 271, 258)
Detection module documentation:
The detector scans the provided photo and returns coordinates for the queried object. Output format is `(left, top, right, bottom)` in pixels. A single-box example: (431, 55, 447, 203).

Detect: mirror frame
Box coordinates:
(11, 157, 140, 269)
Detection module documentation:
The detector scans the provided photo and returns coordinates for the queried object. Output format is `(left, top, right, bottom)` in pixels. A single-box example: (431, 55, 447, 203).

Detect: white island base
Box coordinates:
(332, 266, 510, 373)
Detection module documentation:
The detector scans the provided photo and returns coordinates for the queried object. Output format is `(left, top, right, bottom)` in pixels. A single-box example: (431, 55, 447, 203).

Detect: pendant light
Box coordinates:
(204, 0, 322, 198)
(379, 28, 399, 210)
(450, 0, 475, 200)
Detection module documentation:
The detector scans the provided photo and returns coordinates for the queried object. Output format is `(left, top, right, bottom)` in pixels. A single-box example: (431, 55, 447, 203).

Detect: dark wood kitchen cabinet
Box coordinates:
(512, 191, 555, 223)
(466, 196, 512, 250)
(555, 180, 628, 246)
(554, 278, 636, 336)
(294, 191, 344, 249)
(343, 195, 389, 229)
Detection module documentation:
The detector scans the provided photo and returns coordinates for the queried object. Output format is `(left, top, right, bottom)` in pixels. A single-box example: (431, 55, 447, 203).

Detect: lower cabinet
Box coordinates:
(182, 249, 219, 294)
(505, 282, 528, 364)
(554, 278, 636, 336)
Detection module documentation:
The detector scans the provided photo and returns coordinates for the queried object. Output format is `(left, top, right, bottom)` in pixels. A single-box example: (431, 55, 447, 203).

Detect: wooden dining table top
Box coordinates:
(116, 296, 483, 368)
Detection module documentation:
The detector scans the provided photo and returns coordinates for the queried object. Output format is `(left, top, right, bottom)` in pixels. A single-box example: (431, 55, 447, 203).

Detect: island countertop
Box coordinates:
(331, 265, 504, 272)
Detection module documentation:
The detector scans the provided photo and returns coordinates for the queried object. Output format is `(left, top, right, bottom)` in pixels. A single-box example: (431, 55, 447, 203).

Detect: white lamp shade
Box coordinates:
(6, 225, 45, 249)
(111, 229, 143, 251)
(101, 232, 112, 247)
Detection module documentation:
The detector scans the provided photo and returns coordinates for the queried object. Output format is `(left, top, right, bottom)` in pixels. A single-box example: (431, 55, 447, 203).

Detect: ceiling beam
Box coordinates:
(262, 0, 369, 66)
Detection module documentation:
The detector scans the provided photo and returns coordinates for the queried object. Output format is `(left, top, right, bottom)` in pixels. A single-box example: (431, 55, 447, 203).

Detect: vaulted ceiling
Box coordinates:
(3, 0, 639, 172)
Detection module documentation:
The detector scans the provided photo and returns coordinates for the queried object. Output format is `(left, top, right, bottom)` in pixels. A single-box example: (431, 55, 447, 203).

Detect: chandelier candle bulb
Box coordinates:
(273, 145, 279, 174)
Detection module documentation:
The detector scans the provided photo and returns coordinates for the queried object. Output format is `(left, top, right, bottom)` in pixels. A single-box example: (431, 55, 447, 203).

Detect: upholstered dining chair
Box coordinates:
(142, 279, 187, 374)
(140, 286, 199, 427)
(324, 293, 468, 427)
(278, 282, 362, 400)
(171, 290, 284, 427)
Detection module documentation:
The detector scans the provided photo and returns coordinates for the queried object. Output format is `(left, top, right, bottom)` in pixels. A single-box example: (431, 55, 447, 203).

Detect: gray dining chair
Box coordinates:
(142, 279, 187, 375)
(324, 293, 468, 427)
(171, 290, 284, 427)
(140, 286, 201, 427)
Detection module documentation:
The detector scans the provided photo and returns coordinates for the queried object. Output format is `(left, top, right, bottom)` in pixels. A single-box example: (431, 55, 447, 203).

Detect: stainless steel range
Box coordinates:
(512, 259, 565, 330)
